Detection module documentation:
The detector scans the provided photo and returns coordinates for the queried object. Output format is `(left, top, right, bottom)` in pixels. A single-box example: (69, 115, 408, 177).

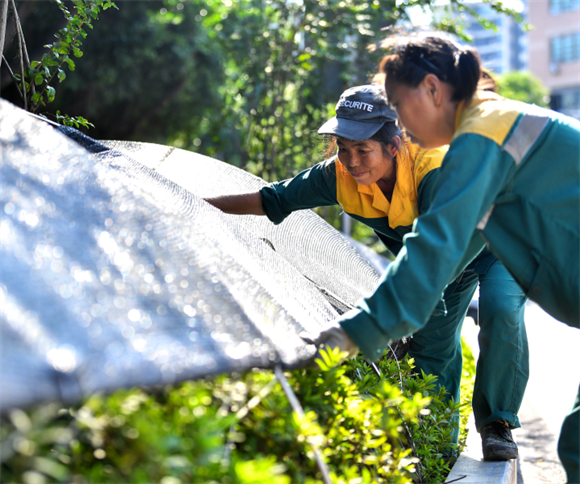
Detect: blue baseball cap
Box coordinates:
(317, 84, 398, 141)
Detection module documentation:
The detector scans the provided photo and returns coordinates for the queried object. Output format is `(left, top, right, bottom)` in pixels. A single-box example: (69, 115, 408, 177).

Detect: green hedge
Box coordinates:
(1, 345, 476, 484)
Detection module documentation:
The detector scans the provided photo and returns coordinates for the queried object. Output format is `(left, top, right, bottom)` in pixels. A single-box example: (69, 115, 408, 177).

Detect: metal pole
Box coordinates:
(274, 364, 332, 484)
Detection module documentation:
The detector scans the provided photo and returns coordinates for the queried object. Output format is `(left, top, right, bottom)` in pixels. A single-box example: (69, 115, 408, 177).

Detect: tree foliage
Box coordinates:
(3, 0, 524, 182)
(495, 70, 549, 107)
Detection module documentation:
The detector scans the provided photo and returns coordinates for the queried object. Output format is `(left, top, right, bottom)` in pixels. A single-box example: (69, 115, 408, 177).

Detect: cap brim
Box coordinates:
(317, 117, 385, 141)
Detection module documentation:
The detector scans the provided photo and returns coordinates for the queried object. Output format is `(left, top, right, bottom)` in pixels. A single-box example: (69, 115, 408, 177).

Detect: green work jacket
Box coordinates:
(334, 91, 580, 360)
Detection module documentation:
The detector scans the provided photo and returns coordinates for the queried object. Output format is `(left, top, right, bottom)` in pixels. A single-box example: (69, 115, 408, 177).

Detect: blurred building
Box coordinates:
(462, 2, 528, 74)
(528, 0, 580, 118)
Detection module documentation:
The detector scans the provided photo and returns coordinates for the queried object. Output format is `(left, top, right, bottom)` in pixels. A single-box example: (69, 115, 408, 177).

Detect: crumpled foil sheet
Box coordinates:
(0, 100, 384, 411)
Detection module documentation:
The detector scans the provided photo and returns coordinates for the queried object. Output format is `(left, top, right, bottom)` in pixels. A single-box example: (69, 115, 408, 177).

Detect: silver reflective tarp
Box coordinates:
(0, 100, 386, 411)
(99, 139, 383, 310)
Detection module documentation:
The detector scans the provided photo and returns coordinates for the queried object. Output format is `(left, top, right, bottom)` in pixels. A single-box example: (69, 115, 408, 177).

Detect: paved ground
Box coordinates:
(461, 301, 580, 484)
(515, 303, 579, 484)
(516, 398, 567, 484)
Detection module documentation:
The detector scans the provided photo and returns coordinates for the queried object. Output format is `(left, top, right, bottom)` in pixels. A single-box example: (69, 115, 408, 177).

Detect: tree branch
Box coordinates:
(2, 54, 23, 99)
(0, 0, 9, 71)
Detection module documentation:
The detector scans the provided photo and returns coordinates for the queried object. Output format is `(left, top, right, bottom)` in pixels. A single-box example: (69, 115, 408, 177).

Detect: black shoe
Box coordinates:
(481, 421, 518, 461)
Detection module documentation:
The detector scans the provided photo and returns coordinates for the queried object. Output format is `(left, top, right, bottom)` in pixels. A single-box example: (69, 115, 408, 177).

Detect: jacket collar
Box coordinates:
(455, 90, 504, 131)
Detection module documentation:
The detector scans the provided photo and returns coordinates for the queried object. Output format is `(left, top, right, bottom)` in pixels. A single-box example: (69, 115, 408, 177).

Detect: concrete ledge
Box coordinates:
(446, 415, 517, 484)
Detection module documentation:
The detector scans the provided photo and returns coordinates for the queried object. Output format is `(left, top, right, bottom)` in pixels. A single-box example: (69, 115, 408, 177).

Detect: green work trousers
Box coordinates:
(408, 260, 529, 443)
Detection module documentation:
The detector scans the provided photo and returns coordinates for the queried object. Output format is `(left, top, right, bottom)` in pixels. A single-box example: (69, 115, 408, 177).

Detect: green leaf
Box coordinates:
(30, 60, 41, 68)
(73, 48, 83, 58)
(67, 58, 76, 71)
(46, 86, 56, 103)
(58, 69, 66, 82)
(76, 116, 95, 129)
(34, 73, 44, 86)
(55, 42, 69, 54)
(35, 94, 45, 107)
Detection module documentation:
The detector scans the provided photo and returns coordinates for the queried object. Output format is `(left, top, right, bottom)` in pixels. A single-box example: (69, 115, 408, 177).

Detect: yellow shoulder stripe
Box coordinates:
(453, 91, 524, 146)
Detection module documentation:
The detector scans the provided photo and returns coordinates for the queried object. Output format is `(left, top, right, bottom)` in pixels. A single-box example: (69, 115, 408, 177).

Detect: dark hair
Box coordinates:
(379, 36, 482, 104)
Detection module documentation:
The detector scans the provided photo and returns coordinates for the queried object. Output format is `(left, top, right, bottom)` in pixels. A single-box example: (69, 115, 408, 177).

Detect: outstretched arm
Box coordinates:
(204, 192, 265, 215)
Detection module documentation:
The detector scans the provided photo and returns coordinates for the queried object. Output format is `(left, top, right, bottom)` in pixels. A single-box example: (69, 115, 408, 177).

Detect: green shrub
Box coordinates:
(1, 344, 475, 484)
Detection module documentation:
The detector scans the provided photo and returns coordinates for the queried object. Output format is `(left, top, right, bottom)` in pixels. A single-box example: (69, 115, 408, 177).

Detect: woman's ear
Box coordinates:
(387, 139, 399, 158)
(423, 73, 443, 107)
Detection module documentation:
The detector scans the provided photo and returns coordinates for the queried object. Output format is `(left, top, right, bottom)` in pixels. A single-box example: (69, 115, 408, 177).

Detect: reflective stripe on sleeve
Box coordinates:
(502, 110, 550, 165)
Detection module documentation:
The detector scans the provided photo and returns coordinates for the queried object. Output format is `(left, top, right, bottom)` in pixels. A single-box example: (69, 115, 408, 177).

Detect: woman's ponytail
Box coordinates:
(451, 49, 481, 102)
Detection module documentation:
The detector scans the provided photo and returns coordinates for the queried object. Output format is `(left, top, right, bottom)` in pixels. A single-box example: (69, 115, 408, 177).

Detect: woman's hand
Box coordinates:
(301, 322, 359, 362)
(204, 191, 265, 215)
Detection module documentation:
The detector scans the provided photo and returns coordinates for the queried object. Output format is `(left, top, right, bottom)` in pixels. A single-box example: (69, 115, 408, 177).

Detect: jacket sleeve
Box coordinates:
(260, 159, 338, 224)
(338, 134, 516, 360)
(416, 169, 439, 215)
(417, 167, 488, 278)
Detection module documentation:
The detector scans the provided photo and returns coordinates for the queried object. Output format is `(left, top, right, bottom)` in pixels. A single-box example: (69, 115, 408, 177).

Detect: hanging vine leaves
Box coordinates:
(9, 0, 117, 128)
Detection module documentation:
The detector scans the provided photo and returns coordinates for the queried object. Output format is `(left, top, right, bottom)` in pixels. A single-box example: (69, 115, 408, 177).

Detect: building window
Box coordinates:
(550, 87, 580, 119)
(550, 0, 580, 14)
(480, 51, 501, 62)
(551, 32, 580, 64)
(474, 36, 499, 48)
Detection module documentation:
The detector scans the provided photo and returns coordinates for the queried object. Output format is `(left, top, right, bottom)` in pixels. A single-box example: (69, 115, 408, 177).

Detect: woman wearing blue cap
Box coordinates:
(206, 83, 529, 461)
(325, 36, 578, 482)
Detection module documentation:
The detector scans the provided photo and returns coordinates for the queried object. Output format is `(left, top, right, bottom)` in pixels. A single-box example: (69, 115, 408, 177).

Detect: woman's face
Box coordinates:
(386, 76, 455, 149)
(336, 138, 396, 186)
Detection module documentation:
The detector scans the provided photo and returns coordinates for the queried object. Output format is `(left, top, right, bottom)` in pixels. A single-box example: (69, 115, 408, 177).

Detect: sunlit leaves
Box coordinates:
(0, 340, 476, 483)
